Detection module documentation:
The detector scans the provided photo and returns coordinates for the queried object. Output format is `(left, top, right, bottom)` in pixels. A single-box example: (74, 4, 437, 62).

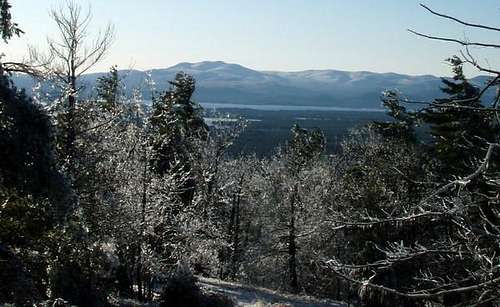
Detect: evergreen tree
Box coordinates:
(287, 124, 325, 174)
(421, 56, 495, 177)
(283, 124, 325, 293)
(372, 90, 417, 143)
(96, 65, 120, 112)
(0, 74, 71, 220)
(0, 74, 72, 305)
(0, 0, 23, 43)
(150, 72, 208, 206)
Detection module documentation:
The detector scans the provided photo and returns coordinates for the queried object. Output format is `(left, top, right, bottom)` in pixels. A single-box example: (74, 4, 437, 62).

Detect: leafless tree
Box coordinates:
(30, 0, 114, 158)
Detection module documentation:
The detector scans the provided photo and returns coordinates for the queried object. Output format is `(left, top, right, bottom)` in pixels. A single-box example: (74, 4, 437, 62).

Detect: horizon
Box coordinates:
(3, 0, 500, 78)
(73, 60, 484, 79)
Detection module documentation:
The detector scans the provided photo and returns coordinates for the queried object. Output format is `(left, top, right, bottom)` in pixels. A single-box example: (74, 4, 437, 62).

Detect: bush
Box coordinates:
(160, 263, 201, 307)
(160, 262, 234, 307)
(202, 292, 235, 307)
(0, 244, 41, 306)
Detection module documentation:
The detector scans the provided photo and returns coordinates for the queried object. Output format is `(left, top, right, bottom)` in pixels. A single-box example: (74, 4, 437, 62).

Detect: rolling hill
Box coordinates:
(11, 61, 493, 110)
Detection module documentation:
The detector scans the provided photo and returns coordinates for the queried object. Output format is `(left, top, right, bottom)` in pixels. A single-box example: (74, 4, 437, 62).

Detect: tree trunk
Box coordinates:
(230, 180, 242, 280)
(288, 183, 299, 293)
(65, 57, 77, 162)
(137, 146, 148, 301)
(231, 192, 241, 280)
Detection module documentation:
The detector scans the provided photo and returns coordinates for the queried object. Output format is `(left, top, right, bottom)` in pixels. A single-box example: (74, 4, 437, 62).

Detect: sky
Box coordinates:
(3, 0, 500, 77)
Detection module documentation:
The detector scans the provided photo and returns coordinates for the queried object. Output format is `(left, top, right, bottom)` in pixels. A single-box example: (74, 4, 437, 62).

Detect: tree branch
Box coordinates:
(408, 29, 500, 49)
(419, 4, 500, 33)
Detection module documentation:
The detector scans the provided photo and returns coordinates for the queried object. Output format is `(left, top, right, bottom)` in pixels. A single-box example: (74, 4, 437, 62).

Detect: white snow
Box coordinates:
(197, 277, 346, 307)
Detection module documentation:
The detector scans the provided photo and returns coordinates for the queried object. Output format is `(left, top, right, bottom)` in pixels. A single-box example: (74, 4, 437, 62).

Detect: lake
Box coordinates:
(200, 102, 384, 112)
(201, 106, 389, 156)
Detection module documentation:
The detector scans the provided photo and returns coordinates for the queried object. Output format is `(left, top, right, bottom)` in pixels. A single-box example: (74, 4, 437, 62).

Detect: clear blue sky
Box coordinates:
(3, 0, 500, 76)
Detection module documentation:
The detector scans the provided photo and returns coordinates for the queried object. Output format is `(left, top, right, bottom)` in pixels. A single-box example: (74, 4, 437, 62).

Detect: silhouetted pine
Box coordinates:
(421, 56, 495, 177)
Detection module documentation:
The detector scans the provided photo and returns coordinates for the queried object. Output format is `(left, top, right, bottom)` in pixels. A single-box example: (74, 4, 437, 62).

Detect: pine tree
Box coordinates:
(287, 124, 325, 174)
(421, 56, 495, 177)
(0, 0, 23, 43)
(0, 74, 73, 305)
(96, 65, 120, 112)
(284, 124, 325, 293)
(150, 72, 208, 206)
(0, 74, 71, 219)
(372, 90, 417, 143)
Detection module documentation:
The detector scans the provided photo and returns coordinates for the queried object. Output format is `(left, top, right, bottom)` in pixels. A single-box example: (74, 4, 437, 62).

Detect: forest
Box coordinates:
(1, 1, 500, 306)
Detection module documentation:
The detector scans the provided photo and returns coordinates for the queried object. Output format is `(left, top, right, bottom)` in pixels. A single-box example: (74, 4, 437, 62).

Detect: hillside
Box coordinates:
(11, 61, 494, 109)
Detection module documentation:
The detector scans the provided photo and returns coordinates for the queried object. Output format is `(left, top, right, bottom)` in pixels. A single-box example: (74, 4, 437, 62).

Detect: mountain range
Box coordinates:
(11, 61, 493, 110)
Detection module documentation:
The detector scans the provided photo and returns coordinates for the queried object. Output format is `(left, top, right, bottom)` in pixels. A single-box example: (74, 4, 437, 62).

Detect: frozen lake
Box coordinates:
(200, 102, 384, 112)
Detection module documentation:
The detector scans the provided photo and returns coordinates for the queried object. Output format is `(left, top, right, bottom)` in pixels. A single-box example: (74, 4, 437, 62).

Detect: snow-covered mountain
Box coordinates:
(11, 61, 492, 109)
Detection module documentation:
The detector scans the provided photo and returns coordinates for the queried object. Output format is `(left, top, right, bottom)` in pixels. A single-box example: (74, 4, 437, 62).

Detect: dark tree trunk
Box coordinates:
(229, 179, 243, 280)
(288, 184, 299, 293)
(66, 93, 76, 158)
(137, 146, 148, 301)
(231, 191, 241, 280)
(65, 62, 77, 163)
(221, 193, 237, 280)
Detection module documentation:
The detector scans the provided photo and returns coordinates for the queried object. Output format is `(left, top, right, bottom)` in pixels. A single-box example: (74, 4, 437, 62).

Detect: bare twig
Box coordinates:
(325, 260, 500, 300)
(419, 4, 500, 33)
(408, 29, 500, 49)
(422, 143, 499, 203)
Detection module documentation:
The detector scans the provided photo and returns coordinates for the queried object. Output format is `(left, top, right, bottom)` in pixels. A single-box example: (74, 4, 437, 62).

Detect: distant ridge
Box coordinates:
(11, 61, 493, 109)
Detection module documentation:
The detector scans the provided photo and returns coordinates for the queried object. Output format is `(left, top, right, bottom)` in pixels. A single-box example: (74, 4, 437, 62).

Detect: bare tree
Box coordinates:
(31, 0, 115, 158)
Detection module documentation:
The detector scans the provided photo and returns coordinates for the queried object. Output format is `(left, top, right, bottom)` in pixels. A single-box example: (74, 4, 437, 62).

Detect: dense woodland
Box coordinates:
(1, 1, 500, 306)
